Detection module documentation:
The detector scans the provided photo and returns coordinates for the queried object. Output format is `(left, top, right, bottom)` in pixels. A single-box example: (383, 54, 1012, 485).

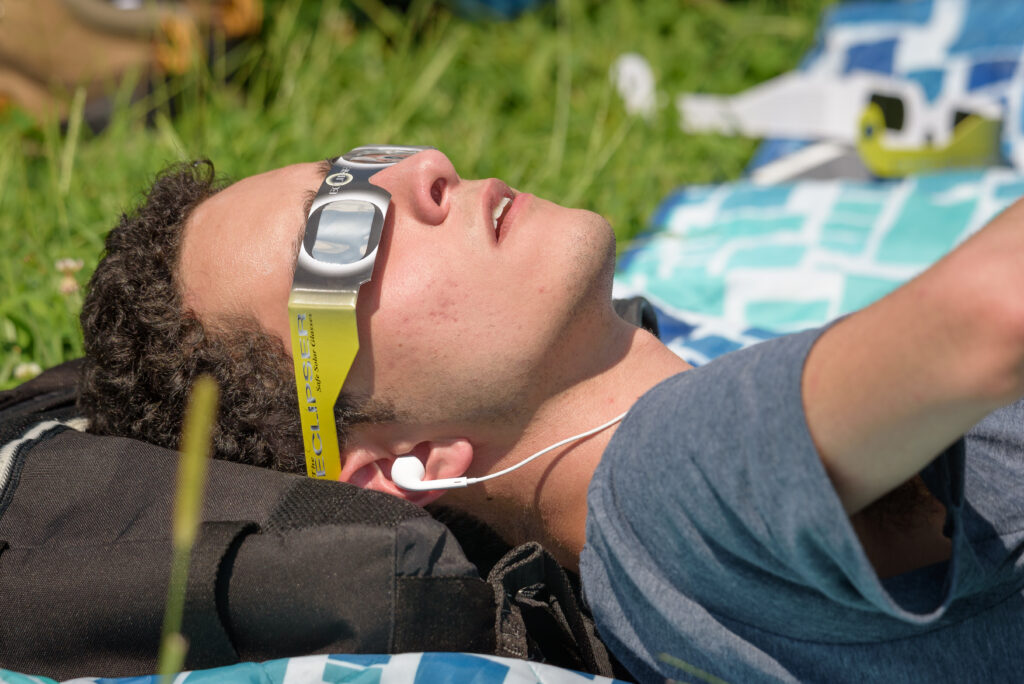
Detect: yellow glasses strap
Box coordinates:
(288, 290, 359, 480)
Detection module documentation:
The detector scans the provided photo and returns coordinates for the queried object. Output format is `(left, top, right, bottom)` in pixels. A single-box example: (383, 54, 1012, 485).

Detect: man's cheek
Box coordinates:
(424, 285, 462, 325)
(393, 271, 464, 323)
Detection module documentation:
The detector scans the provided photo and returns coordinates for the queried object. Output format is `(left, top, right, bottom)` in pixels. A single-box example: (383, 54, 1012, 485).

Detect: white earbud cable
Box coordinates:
(465, 410, 629, 485)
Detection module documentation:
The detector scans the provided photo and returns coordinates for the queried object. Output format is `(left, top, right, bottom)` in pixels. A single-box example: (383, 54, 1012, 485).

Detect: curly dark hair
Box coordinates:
(78, 160, 386, 473)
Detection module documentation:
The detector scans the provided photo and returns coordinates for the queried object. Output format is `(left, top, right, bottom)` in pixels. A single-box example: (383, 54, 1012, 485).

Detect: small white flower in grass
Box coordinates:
(55, 258, 84, 295)
(14, 362, 42, 381)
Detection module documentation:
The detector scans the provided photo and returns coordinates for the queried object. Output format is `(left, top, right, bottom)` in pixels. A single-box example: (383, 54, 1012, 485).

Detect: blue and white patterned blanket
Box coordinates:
(1, 654, 624, 684)
(614, 168, 1024, 365)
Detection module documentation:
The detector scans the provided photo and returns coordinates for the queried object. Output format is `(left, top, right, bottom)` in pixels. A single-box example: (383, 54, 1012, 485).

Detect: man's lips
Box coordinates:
(483, 179, 513, 242)
(496, 193, 531, 244)
(482, 179, 531, 245)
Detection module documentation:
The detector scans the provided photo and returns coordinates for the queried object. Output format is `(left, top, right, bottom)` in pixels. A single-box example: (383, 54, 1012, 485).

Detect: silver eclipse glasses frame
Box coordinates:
(293, 145, 435, 291)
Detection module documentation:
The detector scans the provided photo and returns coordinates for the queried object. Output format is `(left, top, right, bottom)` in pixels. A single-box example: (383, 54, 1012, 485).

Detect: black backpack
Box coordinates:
(0, 360, 628, 680)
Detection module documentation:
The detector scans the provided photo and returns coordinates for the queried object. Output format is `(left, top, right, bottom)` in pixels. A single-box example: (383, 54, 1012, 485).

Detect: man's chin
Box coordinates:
(560, 214, 622, 338)
(586, 214, 619, 308)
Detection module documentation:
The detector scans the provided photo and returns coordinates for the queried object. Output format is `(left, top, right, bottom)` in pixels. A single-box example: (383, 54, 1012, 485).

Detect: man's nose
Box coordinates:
(371, 149, 460, 226)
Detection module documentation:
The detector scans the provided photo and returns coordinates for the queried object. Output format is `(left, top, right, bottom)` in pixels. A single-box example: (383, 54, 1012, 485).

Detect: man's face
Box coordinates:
(181, 149, 617, 429)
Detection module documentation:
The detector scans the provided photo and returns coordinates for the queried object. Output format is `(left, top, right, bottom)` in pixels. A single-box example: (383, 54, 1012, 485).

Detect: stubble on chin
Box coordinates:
(567, 213, 618, 320)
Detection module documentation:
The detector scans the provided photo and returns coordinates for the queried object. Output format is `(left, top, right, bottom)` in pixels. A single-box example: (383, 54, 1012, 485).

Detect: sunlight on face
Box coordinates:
(180, 149, 618, 426)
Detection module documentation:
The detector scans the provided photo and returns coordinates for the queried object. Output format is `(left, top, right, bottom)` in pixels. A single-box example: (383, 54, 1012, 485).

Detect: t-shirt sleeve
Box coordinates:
(582, 326, 969, 659)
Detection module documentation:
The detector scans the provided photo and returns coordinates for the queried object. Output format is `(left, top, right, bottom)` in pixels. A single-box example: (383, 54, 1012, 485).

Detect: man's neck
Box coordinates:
(443, 321, 691, 571)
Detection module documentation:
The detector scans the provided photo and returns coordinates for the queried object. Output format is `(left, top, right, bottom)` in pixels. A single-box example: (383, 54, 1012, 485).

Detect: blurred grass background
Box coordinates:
(0, 0, 832, 389)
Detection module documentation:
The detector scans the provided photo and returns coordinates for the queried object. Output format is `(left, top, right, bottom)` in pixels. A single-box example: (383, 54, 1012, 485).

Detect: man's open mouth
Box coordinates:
(493, 194, 514, 239)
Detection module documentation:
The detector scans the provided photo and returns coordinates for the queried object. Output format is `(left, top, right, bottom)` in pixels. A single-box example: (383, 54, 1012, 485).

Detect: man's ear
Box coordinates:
(340, 433, 474, 507)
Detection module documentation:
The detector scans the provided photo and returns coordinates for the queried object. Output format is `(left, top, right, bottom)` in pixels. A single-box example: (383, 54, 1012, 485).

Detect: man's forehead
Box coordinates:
(180, 161, 326, 339)
(193, 162, 321, 225)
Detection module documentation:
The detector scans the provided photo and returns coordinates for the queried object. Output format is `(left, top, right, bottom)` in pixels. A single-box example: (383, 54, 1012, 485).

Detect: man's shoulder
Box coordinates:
(601, 325, 828, 457)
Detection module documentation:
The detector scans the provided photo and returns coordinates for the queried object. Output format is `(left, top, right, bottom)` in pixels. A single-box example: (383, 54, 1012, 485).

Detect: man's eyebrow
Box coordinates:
(300, 188, 317, 221)
(300, 159, 335, 219)
(292, 158, 336, 277)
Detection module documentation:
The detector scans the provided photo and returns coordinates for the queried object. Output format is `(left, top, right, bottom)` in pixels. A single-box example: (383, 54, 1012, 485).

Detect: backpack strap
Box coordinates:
(488, 542, 620, 678)
(0, 419, 81, 519)
(183, 520, 260, 668)
(613, 296, 660, 338)
(391, 515, 496, 653)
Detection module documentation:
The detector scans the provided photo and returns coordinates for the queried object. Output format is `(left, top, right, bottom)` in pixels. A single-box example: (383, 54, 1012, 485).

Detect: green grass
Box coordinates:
(0, 0, 832, 389)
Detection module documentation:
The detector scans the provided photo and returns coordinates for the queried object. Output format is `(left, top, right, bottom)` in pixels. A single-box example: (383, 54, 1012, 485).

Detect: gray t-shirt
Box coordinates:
(582, 327, 1024, 683)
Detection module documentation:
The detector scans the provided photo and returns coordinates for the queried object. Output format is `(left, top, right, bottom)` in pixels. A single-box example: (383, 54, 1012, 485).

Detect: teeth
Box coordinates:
(492, 196, 512, 231)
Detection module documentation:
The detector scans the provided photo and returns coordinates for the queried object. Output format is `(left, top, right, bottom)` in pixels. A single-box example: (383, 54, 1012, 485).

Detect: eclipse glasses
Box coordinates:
(289, 144, 432, 479)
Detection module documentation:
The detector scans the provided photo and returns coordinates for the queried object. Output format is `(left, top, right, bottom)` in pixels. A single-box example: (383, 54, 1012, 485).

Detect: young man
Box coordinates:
(81, 148, 1024, 682)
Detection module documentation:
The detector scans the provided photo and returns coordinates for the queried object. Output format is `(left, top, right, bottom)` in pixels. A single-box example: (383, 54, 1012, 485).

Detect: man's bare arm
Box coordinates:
(803, 198, 1024, 514)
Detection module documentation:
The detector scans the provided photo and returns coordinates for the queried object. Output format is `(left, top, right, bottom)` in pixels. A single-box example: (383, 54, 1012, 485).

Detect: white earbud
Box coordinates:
(391, 411, 628, 492)
(391, 456, 469, 491)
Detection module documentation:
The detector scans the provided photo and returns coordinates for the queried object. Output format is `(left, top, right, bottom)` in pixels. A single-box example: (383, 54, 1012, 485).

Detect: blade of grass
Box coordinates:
(59, 88, 87, 198)
(544, 0, 573, 183)
(0, 134, 15, 210)
(157, 375, 218, 681)
(350, 0, 404, 42)
(155, 112, 189, 160)
(659, 652, 731, 684)
(566, 113, 634, 208)
(375, 27, 467, 141)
